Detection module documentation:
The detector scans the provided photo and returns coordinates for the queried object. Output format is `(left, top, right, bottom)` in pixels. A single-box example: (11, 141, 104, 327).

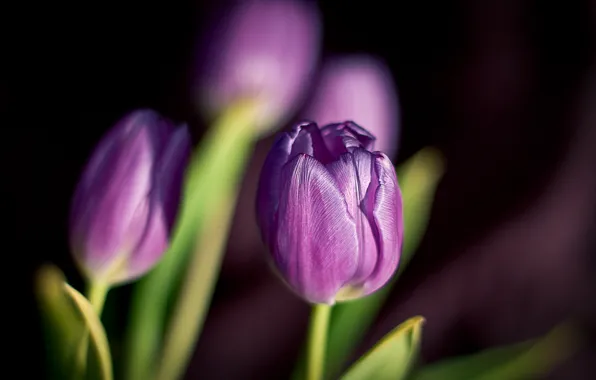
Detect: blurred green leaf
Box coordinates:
(35, 265, 113, 380)
(124, 101, 259, 380)
(36, 265, 83, 379)
(340, 316, 425, 380)
(318, 147, 445, 380)
(411, 323, 580, 380)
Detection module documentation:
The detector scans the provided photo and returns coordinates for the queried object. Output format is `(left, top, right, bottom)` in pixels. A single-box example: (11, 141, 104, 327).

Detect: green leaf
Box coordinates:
(35, 265, 113, 380)
(318, 147, 445, 380)
(36, 265, 84, 379)
(124, 100, 259, 380)
(398, 147, 445, 264)
(64, 283, 114, 380)
(340, 316, 425, 380)
(411, 323, 580, 380)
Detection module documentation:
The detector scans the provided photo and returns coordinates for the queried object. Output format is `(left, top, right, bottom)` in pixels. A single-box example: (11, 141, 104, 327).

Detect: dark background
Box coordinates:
(6, 0, 596, 378)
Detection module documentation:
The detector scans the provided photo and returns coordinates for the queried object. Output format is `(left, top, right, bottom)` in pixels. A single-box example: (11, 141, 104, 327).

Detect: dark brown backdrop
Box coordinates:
(5, 0, 596, 378)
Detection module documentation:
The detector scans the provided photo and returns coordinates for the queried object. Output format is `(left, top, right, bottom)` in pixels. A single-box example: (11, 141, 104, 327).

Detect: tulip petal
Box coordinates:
(361, 152, 403, 295)
(143, 110, 176, 153)
(275, 154, 358, 304)
(256, 127, 298, 246)
(289, 122, 333, 163)
(70, 114, 137, 226)
(70, 110, 162, 234)
(304, 56, 399, 156)
(321, 121, 376, 157)
(74, 126, 155, 280)
(198, 0, 321, 130)
(105, 126, 192, 284)
(156, 125, 192, 230)
(118, 199, 169, 284)
(256, 121, 331, 245)
(326, 148, 378, 286)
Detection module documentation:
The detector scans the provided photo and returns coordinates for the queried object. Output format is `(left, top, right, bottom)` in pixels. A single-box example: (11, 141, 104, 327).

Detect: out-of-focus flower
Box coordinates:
(195, 0, 321, 133)
(256, 121, 403, 304)
(70, 110, 191, 286)
(303, 55, 400, 157)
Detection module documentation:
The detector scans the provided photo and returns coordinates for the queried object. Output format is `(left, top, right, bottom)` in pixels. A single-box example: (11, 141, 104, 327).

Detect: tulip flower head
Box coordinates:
(196, 0, 321, 133)
(256, 121, 403, 304)
(70, 110, 191, 286)
(304, 56, 400, 157)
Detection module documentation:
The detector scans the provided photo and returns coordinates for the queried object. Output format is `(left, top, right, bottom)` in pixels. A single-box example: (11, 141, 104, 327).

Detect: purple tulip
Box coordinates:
(256, 121, 403, 304)
(196, 0, 321, 132)
(303, 56, 400, 157)
(70, 110, 191, 286)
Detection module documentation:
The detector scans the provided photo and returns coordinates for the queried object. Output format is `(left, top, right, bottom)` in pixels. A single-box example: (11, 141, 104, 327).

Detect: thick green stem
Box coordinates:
(307, 304, 332, 380)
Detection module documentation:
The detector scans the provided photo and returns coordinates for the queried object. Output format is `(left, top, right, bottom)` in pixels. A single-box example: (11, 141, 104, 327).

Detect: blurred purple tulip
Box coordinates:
(196, 0, 321, 133)
(303, 55, 400, 156)
(70, 110, 191, 286)
(256, 121, 403, 304)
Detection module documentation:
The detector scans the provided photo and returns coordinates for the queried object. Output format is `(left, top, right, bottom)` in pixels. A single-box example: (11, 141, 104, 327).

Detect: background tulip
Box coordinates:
(256, 121, 403, 304)
(69, 109, 191, 286)
(195, 0, 321, 133)
(303, 55, 400, 157)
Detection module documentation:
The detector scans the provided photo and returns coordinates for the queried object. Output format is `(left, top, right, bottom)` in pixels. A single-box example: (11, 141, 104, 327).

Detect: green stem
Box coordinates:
(74, 281, 110, 380)
(154, 192, 238, 380)
(87, 281, 109, 316)
(307, 304, 332, 380)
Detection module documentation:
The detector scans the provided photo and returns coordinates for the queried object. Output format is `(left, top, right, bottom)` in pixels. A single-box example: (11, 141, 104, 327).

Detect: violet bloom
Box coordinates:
(70, 110, 191, 286)
(303, 56, 400, 157)
(196, 0, 321, 133)
(256, 121, 403, 304)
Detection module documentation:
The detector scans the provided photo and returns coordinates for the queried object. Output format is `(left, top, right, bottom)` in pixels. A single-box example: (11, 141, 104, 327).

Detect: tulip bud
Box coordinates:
(256, 121, 403, 304)
(195, 0, 321, 133)
(70, 110, 191, 286)
(303, 56, 400, 157)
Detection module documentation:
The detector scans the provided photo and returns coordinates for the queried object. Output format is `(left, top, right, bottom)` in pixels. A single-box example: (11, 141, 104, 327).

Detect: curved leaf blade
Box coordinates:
(64, 283, 114, 380)
(340, 316, 425, 380)
(412, 323, 579, 380)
